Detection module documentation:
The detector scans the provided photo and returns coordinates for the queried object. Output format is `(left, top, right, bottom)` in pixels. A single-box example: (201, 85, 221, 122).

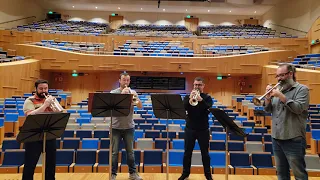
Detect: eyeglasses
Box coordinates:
(194, 84, 203, 86)
(275, 72, 290, 79)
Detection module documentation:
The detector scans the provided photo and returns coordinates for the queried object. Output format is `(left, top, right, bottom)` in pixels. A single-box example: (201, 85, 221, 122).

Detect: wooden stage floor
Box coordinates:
(2, 174, 320, 180)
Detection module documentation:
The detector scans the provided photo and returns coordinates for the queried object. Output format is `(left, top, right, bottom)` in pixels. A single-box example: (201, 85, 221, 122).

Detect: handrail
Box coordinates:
(0, 16, 36, 25)
(269, 23, 308, 34)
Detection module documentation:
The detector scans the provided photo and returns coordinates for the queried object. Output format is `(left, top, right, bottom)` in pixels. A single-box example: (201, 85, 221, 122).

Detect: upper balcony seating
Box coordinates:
(201, 45, 271, 56)
(289, 54, 320, 69)
(198, 24, 297, 39)
(114, 24, 195, 37)
(11, 19, 109, 36)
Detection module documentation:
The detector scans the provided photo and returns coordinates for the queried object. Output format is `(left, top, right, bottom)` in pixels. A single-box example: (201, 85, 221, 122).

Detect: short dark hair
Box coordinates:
(194, 77, 204, 83)
(35, 79, 48, 89)
(119, 72, 130, 79)
(279, 63, 296, 81)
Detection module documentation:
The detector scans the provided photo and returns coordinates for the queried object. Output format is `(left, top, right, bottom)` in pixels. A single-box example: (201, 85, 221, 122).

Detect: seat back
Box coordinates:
(2, 149, 25, 166)
(251, 153, 273, 168)
(76, 149, 97, 164)
(56, 149, 74, 165)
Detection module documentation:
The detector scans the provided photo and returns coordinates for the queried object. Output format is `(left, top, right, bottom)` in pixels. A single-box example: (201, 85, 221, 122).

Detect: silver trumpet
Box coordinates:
(123, 85, 139, 105)
(43, 93, 63, 112)
(252, 81, 283, 106)
(190, 89, 200, 106)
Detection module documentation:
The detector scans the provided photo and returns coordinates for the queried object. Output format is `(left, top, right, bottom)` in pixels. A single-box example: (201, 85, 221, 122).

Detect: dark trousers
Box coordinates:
(182, 127, 211, 176)
(22, 139, 56, 180)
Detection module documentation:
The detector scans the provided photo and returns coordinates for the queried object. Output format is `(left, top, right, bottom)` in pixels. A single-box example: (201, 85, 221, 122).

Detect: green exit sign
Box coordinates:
(186, 15, 191, 18)
(48, 11, 53, 14)
(111, 13, 116, 16)
(217, 76, 222, 80)
(72, 73, 78, 77)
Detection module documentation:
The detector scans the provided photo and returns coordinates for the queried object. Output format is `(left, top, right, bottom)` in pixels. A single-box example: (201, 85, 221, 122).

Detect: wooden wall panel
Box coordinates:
(0, 60, 40, 98)
(15, 44, 297, 75)
(46, 71, 244, 106)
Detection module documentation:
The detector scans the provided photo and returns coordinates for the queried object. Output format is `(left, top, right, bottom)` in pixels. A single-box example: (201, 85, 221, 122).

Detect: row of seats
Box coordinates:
(0, 48, 25, 63)
(198, 24, 296, 39)
(114, 24, 194, 37)
(11, 19, 109, 36)
(1, 149, 319, 175)
(202, 45, 270, 56)
(34, 40, 105, 52)
(290, 54, 320, 68)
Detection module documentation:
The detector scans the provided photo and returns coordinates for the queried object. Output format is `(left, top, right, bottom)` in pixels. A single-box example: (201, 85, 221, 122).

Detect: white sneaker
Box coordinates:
(129, 173, 143, 180)
(111, 174, 116, 180)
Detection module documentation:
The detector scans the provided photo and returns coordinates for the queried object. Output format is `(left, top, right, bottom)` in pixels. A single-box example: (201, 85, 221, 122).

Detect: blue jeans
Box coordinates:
(272, 137, 308, 180)
(112, 128, 136, 175)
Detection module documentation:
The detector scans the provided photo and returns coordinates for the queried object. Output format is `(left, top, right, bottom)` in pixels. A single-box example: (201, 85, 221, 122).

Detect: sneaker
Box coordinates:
(111, 174, 116, 180)
(129, 173, 143, 180)
(178, 174, 189, 180)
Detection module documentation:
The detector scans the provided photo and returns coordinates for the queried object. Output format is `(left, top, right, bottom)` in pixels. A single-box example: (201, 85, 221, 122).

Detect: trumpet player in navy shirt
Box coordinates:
(179, 77, 213, 180)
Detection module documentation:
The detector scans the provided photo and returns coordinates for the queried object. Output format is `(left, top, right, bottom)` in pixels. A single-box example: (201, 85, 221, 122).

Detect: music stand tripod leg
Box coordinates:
(109, 110, 113, 180)
(42, 132, 46, 180)
(225, 127, 228, 180)
(166, 110, 169, 180)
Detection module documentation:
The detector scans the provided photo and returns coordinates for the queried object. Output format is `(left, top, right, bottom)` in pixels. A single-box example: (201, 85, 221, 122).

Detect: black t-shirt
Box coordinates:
(183, 93, 213, 131)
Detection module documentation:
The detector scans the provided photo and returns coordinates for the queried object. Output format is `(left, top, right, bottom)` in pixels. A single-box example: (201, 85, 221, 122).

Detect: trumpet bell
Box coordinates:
(252, 97, 263, 106)
(190, 99, 198, 106)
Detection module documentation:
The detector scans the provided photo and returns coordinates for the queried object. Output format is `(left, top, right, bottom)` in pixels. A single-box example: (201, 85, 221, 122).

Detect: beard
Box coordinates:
(37, 91, 47, 98)
(280, 78, 295, 91)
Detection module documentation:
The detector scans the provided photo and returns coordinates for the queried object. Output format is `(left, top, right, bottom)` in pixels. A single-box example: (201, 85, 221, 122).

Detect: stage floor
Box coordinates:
(2, 174, 320, 180)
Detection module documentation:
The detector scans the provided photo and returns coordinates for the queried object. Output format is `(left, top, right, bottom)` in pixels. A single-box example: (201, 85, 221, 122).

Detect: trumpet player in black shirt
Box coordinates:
(178, 77, 213, 180)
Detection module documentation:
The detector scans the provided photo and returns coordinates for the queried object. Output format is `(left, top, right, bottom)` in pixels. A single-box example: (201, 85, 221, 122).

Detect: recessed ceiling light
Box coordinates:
(208, 10, 210, 12)
(141, 8, 143, 10)
(186, 9, 188, 11)
(163, 9, 165, 11)
(228, 74, 231, 76)
(95, 7, 98, 9)
(254, 11, 257, 13)
(118, 7, 120, 10)
(229, 10, 232, 12)
(72, 6, 75, 8)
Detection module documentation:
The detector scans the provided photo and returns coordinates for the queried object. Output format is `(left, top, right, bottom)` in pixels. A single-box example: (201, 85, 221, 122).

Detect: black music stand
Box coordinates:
(151, 94, 186, 180)
(91, 93, 132, 180)
(254, 109, 268, 127)
(209, 108, 247, 180)
(17, 112, 70, 180)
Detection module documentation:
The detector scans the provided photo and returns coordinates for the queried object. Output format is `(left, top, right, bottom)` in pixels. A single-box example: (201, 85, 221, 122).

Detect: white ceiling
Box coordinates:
(35, 0, 283, 16)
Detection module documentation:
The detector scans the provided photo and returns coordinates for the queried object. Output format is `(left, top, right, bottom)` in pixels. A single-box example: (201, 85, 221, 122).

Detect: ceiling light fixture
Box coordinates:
(141, 8, 143, 10)
(254, 11, 257, 13)
(118, 7, 120, 10)
(95, 7, 98, 9)
(229, 10, 232, 12)
(208, 10, 210, 12)
(72, 6, 74, 8)
(186, 9, 188, 11)
(163, 9, 165, 11)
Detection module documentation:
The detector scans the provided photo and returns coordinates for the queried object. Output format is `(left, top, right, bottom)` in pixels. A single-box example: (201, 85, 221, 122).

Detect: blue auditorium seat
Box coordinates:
(161, 131, 176, 140)
(229, 152, 254, 174)
(168, 150, 183, 167)
(56, 149, 74, 172)
(178, 132, 185, 139)
(251, 153, 276, 175)
(142, 150, 163, 173)
(263, 134, 272, 142)
(73, 149, 96, 172)
(134, 130, 144, 141)
(247, 133, 263, 142)
(229, 133, 245, 141)
(254, 127, 268, 134)
(228, 141, 244, 151)
(145, 130, 161, 139)
(4, 113, 18, 122)
(100, 138, 110, 149)
(264, 142, 273, 154)
(209, 151, 226, 173)
(0, 149, 25, 173)
(62, 138, 80, 150)
(154, 139, 168, 151)
(75, 130, 92, 139)
(153, 124, 166, 131)
(61, 130, 74, 139)
(210, 126, 224, 132)
(212, 132, 226, 141)
(82, 138, 99, 149)
(172, 139, 184, 150)
(97, 150, 109, 172)
(209, 140, 225, 151)
(2, 139, 21, 151)
(139, 123, 153, 131)
(93, 130, 109, 139)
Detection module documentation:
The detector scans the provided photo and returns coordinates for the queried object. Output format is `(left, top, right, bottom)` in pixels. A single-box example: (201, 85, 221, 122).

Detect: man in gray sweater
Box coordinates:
(264, 64, 309, 180)
(110, 72, 143, 180)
